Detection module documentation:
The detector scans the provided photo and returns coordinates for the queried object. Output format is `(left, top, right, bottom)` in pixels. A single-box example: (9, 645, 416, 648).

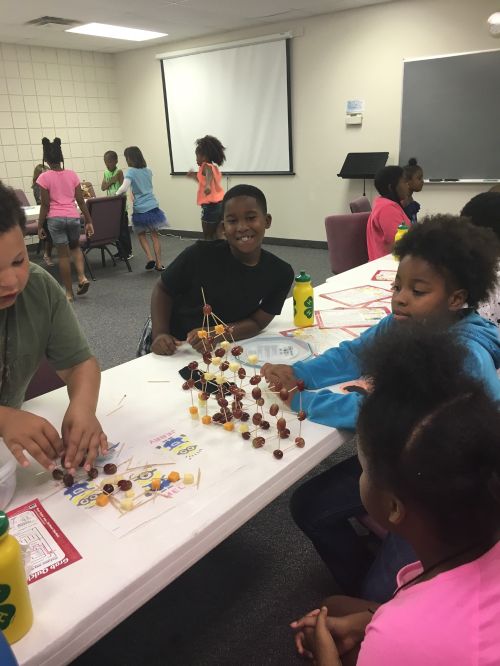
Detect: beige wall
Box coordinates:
(115, 0, 500, 240)
(0, 42, 122, 204)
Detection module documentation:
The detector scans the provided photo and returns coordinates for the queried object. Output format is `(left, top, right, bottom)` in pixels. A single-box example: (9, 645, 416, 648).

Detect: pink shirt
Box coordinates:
(366, 196, 410, 260)
(37, 169, 80, 218)
(357, 541, 500, 666)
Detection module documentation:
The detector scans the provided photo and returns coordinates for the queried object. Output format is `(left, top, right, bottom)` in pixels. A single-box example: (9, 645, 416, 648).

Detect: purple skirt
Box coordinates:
(132, 207, 169, 231)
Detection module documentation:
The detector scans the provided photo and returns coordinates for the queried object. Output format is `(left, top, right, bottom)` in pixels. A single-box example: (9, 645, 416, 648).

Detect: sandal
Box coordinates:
(155, 265, 165, 271)
(66, 292, 74, 303)
(145, 260, 156, 270)
(43, 254, 54, 267)
(77, 281, 90, 296)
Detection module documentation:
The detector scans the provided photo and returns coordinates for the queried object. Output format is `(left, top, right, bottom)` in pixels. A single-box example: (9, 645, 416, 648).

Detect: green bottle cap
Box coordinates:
(398, 223, 409, 230)
(295, 270, 311, 283)
(0, 512, 9, 537)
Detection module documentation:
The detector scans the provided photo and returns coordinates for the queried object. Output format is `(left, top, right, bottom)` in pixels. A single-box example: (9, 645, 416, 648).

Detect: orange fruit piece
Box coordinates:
(201, 415, 212, 425)
(151, 478, 161, 491)
(223, 421, 234, 432)
(168, 471, 181, 482)
(96, 494, 109, 507)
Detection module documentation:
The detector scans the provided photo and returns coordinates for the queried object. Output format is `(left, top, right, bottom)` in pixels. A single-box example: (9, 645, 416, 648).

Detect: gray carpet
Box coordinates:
(31, 234, 353, 666)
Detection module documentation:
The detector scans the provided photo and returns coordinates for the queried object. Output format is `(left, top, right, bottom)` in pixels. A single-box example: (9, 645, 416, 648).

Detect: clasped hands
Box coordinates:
(290, 607, 369, 665)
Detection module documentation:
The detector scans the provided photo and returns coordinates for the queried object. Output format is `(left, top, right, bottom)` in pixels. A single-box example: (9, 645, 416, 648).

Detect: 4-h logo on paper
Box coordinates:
(0, 584, 15, 630)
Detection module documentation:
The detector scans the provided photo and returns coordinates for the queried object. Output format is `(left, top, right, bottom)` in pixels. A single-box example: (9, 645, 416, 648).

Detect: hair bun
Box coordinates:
(408, 157, 418, 166)
(53, 137, 62, 146)
(42, 137, 50, 145)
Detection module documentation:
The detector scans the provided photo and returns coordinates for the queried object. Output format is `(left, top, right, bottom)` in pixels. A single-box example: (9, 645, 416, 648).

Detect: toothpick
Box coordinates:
(196, 467, 201, 490)
(147, 380, 170, 383)
(105, 404, 123, 417)
(117, 394, 126, 406)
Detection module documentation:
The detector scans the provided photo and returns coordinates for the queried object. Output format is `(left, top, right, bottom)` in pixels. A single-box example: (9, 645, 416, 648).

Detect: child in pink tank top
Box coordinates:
(291, 325, 500, 666)
(187, 135, 226, 240)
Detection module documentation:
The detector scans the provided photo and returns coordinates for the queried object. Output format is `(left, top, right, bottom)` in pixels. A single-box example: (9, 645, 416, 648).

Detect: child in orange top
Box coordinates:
(187, 135, 226, 240)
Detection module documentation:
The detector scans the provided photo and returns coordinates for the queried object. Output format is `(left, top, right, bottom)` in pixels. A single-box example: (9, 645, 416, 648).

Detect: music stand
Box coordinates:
(338, 152, 389, 195)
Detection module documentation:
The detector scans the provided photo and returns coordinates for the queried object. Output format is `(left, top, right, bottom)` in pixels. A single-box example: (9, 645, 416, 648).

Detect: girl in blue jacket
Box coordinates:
(262, 214, 500, 602)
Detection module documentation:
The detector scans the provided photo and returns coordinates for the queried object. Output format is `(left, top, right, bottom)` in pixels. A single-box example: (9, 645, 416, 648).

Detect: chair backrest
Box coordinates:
(349, 196, 371, 213)
(13, 189, 30, 207)
(325, 212, 369, 274)
(85, 195, 125, 246)
(25, 357, 65, 401)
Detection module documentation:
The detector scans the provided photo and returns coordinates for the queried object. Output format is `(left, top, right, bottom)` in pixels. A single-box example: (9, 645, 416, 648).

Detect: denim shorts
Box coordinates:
(201, 202, 223, 224)
(47, 217, 81, 246)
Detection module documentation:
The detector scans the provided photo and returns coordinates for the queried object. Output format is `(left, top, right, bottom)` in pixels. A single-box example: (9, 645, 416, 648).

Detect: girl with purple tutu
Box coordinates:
(116, 146, 168, 271)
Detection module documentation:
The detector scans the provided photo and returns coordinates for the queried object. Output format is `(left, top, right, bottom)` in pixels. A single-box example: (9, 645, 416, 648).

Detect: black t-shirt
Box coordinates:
(161, 240, 294, 339)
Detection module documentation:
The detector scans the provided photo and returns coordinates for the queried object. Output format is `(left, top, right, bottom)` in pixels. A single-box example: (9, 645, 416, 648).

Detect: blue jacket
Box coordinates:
(291, 312, 500, 430)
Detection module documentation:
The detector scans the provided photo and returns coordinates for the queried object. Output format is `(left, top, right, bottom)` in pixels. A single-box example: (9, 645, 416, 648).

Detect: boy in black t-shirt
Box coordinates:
(150, 184, 294, 355)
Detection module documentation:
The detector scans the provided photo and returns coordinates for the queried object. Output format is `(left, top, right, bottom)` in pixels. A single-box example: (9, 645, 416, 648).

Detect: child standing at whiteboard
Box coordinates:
(187, 135, 226, 240)
(116, 146, 168, 271)
(403, 157, 424, 224)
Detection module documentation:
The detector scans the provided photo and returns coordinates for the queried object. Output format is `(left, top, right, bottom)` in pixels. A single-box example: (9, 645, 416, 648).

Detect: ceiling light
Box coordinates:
(488, 12, 500, 35)
(66, 23, 167, 41)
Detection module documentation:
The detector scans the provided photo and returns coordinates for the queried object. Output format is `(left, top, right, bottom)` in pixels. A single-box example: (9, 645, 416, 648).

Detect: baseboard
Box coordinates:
(162, 229, 327, 250)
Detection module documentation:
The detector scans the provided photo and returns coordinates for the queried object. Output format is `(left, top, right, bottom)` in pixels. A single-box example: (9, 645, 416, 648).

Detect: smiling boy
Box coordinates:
(150, 184, 294, 355)
(0, 183, 107, 473)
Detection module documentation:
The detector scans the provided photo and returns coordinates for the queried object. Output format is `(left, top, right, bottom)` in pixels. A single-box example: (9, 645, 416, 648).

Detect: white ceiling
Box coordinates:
(0, 0, 398, 53)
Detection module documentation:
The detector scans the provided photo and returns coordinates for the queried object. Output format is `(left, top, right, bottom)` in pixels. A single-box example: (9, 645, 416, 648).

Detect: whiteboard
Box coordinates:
(160, 39, 293, 174)
(399, 49, 500, 180)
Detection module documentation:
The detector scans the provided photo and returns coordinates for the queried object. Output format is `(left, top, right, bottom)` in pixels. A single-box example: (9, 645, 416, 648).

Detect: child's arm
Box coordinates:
(37, 187, 50, 239)
(56, 357, 108, 472)
(186, 170, 198, 181)
(150, 280, 182, 355)
(115, 178, 131, 196)
(203, 165, 213, 195)
(101, 174, 109, 191)
(75, 185, 93, 234)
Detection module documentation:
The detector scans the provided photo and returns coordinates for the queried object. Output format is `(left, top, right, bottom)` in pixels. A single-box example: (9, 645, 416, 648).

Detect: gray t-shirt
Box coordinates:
(0, 263, 92, 408)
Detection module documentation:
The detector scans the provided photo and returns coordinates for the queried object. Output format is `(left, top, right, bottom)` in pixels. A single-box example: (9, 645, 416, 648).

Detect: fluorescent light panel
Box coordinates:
(66, 22, 167, 41)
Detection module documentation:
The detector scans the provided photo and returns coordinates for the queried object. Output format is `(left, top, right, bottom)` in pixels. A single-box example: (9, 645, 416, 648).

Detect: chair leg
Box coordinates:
(83, 250, 96, 281)
(123, 256, 132, 273)
(101, 248, 106, 268)
(103, 246, 116, 266)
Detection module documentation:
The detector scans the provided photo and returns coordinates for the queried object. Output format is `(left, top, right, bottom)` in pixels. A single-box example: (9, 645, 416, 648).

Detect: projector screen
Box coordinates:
(159, 38, 293, 175)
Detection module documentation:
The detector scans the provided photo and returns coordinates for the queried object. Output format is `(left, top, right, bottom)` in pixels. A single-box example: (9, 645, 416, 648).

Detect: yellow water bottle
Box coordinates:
(293, 271, 314, 328)
(393, 222, 409, 260)
(0, 512, 33, 644)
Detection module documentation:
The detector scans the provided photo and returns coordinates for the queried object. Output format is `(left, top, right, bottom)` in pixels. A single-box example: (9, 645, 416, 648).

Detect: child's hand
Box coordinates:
(61, 405, 108, 472)
(151, 333, 182, 356)
(38, 225, 46, 240)
(261, 364, 300, 406)
(314, 607, 342, 666)
(291, 609, 370, 658)
(85, 223, 94, 237)
(186, 170, 197, 180)
(186, 329, 210, 353)
(203, 186, 211, 195)
(1, 408, 62, 470)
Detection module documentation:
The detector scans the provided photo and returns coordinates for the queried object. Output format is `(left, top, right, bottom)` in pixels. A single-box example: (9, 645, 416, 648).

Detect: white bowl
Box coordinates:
(0, 445, 17, 509)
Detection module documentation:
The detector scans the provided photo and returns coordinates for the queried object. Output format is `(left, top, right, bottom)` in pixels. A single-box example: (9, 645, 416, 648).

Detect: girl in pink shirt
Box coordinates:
(366, 166, 411, 260)
(187, 135, 226, 240)
(37, 138, 93, 301)
(292, 326, 500, 666)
